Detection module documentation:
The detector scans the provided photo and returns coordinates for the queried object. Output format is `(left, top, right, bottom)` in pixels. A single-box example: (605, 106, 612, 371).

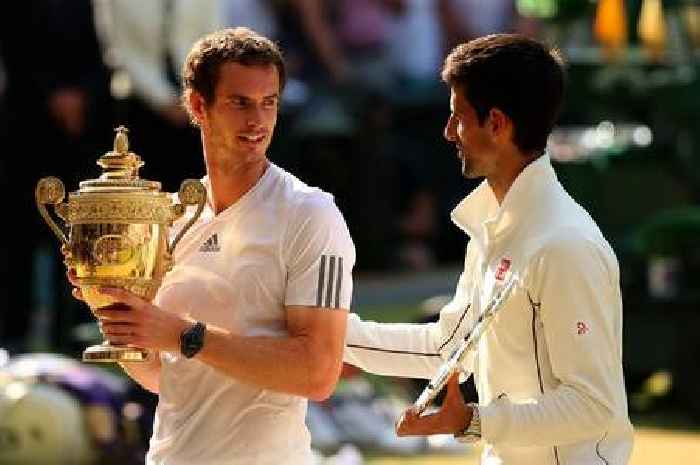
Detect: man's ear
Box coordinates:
(187, 89, 207, 126)
(488, 107, 512, 142)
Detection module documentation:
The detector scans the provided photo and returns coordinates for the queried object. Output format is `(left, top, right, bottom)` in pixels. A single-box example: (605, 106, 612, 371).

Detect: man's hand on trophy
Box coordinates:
(92, 287, 190, 353)
(65, 268, 87, 302)
(395, 373, 472, 437)
(61, 245, 84, 301)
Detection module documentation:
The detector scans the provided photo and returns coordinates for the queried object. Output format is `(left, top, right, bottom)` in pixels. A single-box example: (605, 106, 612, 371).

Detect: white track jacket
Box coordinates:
(345, 155, 634, 465)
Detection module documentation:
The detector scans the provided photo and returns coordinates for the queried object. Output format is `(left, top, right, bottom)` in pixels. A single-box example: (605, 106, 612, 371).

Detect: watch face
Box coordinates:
(181, 323, 205, 358)
(184, 336, 197, 353)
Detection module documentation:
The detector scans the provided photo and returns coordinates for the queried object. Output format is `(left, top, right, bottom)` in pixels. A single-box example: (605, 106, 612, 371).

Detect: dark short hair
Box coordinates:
(182, 27, 286, 119)
(441, 34, 565, 154)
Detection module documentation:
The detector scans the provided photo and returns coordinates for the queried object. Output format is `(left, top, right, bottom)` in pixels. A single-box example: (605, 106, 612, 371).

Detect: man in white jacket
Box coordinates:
(344, 34, 634, 465)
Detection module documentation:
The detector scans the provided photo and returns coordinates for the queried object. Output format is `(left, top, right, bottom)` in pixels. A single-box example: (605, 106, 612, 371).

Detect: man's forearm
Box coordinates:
(344, 314, 445, 379)
(196, 326, 342, 401)
(479, 384, 614, 447)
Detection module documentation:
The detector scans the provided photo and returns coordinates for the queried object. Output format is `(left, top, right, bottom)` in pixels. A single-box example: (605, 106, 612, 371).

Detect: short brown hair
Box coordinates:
(441, 34, 565, 154)
(182, 27, 286, 121)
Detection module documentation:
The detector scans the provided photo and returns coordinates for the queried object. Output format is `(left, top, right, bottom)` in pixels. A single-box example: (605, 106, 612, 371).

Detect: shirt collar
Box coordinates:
(450, 153, 557, 252)
(198, 162, 276, 218)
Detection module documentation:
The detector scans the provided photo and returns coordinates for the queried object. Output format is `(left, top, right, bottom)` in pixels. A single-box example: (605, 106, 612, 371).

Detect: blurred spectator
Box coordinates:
(276, 0, 450, 271)
(92, 0, 223, 191)
(220, 0, 279, 38)
(0, 49, 5, 99)
(0, 50, 7, 345)
(439, 0, 518, 49)
(0, 353, 153, 465)
(334, 0, 394, 92)
(275, 0, 350, 85)
(33, 0, 112, 149)
(381, 0, 445, 271)
(387, 0, 444, 84)
(0, 0, 112, 351)
(277, 0, 409, 90)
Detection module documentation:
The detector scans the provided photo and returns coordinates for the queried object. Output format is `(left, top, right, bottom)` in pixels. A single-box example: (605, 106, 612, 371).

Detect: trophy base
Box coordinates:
(83, 343, 149, 363)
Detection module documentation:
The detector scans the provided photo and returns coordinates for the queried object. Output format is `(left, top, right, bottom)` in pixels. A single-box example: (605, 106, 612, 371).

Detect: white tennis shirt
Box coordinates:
(146, 163, 355, 465)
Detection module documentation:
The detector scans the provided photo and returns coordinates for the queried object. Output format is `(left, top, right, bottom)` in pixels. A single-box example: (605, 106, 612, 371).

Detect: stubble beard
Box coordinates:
(460, 153, 478, 179)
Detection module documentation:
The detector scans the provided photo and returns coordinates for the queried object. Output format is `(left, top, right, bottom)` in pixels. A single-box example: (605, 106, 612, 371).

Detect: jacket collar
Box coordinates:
(450, 153, 557, 253)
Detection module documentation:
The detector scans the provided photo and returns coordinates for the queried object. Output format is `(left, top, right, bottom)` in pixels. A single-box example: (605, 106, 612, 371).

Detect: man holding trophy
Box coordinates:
(344, 35, 634, 464)
(59, 28, 355, 465)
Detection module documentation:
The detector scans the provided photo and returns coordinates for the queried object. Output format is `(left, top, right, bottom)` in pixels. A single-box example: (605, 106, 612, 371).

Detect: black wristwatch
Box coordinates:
(180, 321, 206, 358)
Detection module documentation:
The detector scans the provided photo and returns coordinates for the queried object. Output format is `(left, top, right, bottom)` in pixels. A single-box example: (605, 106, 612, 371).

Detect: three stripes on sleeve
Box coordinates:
(316, 255, 344, 309)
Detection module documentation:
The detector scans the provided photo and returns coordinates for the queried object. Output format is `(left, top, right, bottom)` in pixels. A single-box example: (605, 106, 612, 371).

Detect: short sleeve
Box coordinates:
(284, 193, 355, 309)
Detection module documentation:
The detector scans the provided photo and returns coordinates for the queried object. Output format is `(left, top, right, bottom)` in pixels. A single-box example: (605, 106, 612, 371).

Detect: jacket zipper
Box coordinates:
(529, 293, 560, 465)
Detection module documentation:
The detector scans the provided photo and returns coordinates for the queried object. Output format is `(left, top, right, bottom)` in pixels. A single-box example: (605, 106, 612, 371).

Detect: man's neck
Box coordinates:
(205, 157, 268, 215)
(487, 151, 541, 204)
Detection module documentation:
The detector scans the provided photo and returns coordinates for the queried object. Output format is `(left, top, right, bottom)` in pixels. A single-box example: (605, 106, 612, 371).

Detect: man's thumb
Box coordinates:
(444, 372, 463, 404)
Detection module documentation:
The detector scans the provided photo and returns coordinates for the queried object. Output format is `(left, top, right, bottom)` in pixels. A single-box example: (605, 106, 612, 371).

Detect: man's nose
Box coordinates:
(247, 105, 264, 126)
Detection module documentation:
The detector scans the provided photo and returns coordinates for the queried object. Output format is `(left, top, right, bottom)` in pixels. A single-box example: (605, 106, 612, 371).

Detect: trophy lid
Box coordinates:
(78, 126, 162, 193)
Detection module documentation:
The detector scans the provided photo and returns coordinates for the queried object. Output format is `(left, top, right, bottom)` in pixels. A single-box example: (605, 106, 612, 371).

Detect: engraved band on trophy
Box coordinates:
(35, 126, 206, 363)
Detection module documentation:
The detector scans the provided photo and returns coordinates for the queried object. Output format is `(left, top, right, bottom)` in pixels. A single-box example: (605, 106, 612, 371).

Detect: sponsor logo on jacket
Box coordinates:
(495, 258, 512, 282)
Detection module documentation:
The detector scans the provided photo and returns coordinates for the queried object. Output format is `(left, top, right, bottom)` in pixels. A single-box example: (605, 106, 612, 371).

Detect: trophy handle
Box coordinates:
(168, 179, 207, 254)
(35, 176, 69, 246)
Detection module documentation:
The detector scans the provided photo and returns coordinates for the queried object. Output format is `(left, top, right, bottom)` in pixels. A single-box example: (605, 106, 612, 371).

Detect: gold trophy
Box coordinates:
(35, 126, 206, 363)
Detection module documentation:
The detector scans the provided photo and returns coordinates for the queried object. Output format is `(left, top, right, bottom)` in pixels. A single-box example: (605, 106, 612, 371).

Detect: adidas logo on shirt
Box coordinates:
(199, 233, 221, 252)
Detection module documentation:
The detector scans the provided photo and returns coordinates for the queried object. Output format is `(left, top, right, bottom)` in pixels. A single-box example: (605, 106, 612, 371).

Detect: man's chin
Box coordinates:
(458, 157, 480, 179)
(461, 165, 483, 180)
(460, 161, 475, 179)
(238, 145, 269, 158)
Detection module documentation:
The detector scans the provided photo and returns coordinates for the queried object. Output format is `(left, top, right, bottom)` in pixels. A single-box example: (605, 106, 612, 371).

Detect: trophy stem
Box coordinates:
(83, 341, 149, 363)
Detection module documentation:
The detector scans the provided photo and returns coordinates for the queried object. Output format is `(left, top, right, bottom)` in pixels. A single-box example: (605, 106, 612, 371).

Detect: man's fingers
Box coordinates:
(104, 330, 135, 337)
(104, 329, 138, 338)
(396, 414, 432, 436)
(66, 269, 80, 286)
(94, 306, 137, 322)
(101, 322, 143, 346)
(61, 245, 75, 267)
(72, 287, 84, 301)
(101, 323, 138, 338)
(101, 321, 136, 332)
(61, 244, 72, 258)
(396, 407, 429, 436)
(105, 336, 137, 346)
(444, 372, 464, 405)
(66, 269, 83, 302)
(99, 287, 146, 309)
(108, 336, 146, 348)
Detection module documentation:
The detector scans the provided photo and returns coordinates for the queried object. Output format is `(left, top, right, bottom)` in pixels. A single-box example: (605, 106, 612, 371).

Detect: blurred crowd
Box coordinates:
(0, 0, 542, 352)
(0, 351, 467, 465)
(2, 3, 700, 464)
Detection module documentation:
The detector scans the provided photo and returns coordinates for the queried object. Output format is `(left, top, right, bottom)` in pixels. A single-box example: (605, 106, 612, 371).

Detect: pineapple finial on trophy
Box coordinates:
(97, 125, 144, 180)
(114, 125, 129, 153)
